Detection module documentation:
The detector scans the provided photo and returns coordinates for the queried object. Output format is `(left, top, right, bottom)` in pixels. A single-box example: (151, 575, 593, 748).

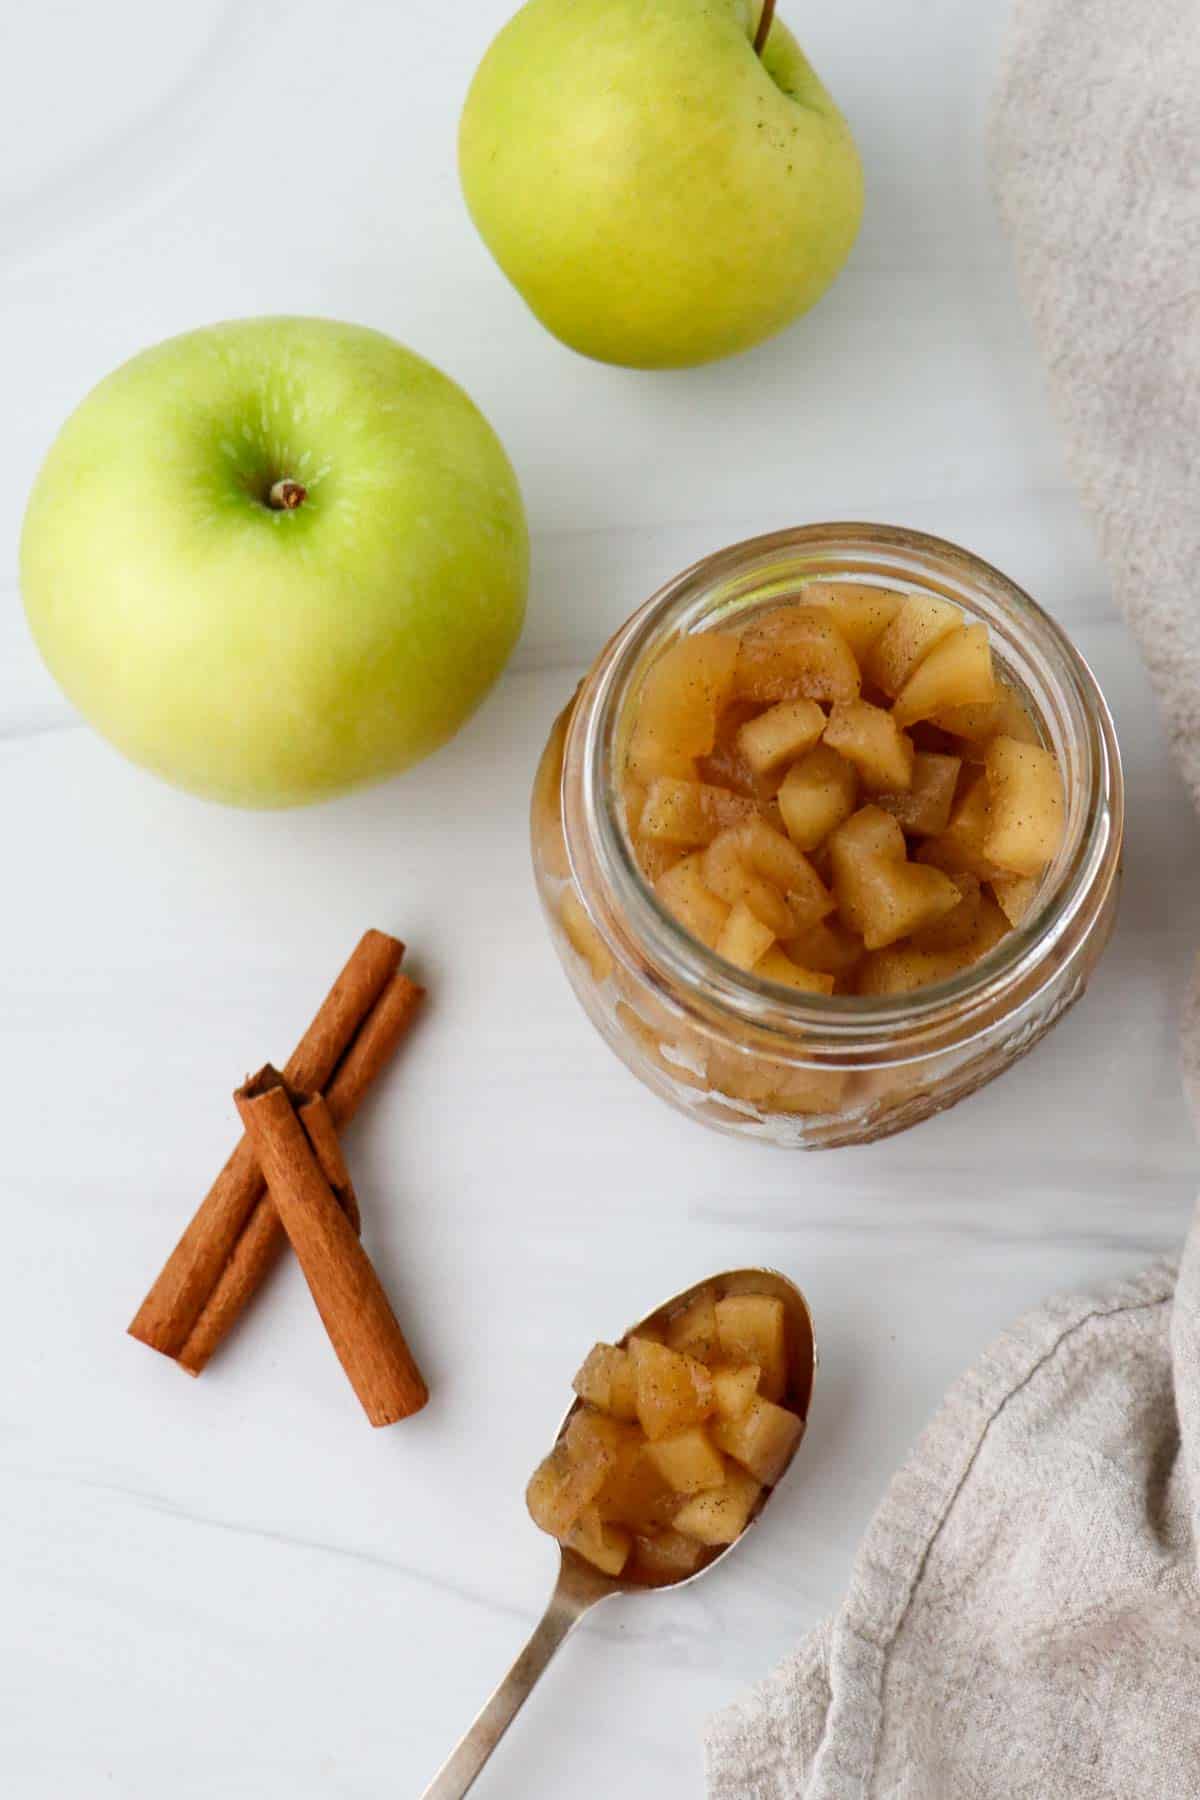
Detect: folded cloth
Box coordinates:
(708, 0, 1200, 1791)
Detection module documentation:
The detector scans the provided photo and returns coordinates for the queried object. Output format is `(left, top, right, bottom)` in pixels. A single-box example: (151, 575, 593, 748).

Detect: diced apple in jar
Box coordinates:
(711, 1396, 805, 1485)
(768, 1066, 850, 1115)
(891, 624, 995, 727)
(702, 831, 796, 939)
(558, 889, 613, 983)
(565, 1506, 633, 1576)
(665, 1288, 720, 1364)
(824, 699, 915, 793)
(910, 871, 981, 951)
(627, 632, 739, 784)
(778, 744, 859, 851)
(785, 918, 865, 983)
(800, 581, 906, 658)
(711, 1363, 762, 1418)
(531, 697, 574, 880)
(984, 736, 1065, 876)
(715, 1294, 788, 1402)
(673, 1464, 763, 1545)
(856, 943, 968, 997)
(915, 772, 1005, 881)
(737, 697, 826, 774)
(834, 850, 961, 952)
(733, 606, 862, 705)
(938, 680, 1041, 749)
(715, 900, 776, 971)
(991, 872, 1039, 926)
(572, 1343, 639, 1422)
(865, 593, 963, 696)
(640, 776, 757, 846)
(629, 1337, 715, 1440)
(875, 751, 961, 837)
(754, 947, 836, 996)
(731, 816, 835, 933)
(645, 1426, 727, 1494)
(655, 855, 731, 950)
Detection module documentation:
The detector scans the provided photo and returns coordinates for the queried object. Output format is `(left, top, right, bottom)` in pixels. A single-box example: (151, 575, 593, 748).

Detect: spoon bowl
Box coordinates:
(421, 1267, 816, 1797)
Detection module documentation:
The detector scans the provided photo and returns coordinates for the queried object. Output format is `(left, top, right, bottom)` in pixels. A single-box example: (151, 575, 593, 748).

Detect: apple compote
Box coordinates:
(527, 1286, 805, 1583)
(530, 525, 1123, 1147)
(623, 589, 1065, 996)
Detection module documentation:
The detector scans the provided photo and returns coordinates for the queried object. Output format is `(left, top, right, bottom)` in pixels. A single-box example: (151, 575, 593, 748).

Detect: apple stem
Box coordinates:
(753, 0, 775, 55)
(268, 478, 307, 511)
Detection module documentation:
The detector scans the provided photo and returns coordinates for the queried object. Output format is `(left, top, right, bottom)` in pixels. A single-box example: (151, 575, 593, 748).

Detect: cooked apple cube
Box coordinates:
(558, 889, 613, 983)
(753, 947, 836, 996)
(654, 854, 731, 950)
(991, 872, 1039, 926)
(565, 1505, 633, 1576)
(824, 700, 915, 794)
(731, 816, 836, 933)
(914, 772, 1005, 881)
(531, 699, 574, 880)
(777, 745, 858, 851)
(715, 1294, 788, 1402)
(632, 1529, 707, 1586)
(785, 918, 865, 983)
(733, 606, 862, 706)
(526, 1441, 608, 1539)
(640, 776, 757, 846)
(800, 581, 906, 658)
(673, 1463, 762, 1545)
(892, 624, 995, 727)
(645, 1426, 726, 1494)
(565, 1406, 638, 1471)
(666, 1289, 720, 1364)
(911, 871, 982, 951)
(865, 594, 963, 696)
(711, 1362, 762, 1420)
(629, 1337, 715, 1440)
(595, 1441, 679, 1532)
(857, 943, 968, 996)
(834, 850, 961, 951)
(737, 698, 826, 775)
(984, 736, 1065, 876)
(875, 751, 961, 838)
(635, 838, 686, 884)
(938, 680, 1041, 749)
(714, 899, 776, 971)
(962, 891, 1011, 962)
(627, 632, 739, 784)
(711, 1395, 804, 1485)
(572, 1343, 639, 1422)
(768, 1066, 850, 1114)
(701, 831, 795, 939)
(830, 804, 908, 864)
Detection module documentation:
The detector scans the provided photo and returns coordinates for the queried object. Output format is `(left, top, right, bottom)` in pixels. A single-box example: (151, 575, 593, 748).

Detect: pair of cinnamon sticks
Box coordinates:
(128, 930, 428, 1427)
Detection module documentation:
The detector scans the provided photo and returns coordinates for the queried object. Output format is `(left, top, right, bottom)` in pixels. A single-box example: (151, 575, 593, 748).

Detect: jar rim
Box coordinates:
(566, 521, 1124, 1057)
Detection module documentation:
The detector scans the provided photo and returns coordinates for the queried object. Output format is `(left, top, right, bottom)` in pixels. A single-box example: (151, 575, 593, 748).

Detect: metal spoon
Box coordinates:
(420, 1267, 816, 1799)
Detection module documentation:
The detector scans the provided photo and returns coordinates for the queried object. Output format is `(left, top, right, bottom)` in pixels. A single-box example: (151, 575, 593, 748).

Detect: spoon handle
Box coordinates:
(419, 1567, 599, 1798)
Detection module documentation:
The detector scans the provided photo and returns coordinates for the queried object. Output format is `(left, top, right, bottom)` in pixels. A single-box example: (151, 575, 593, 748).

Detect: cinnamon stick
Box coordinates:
(236, 1068, 428, 1427)
(174, 969, 424, 1375)
(128, 929, 403, 1363)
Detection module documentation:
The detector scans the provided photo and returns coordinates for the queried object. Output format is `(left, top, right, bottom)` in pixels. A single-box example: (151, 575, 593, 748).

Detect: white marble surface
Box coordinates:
(3, 3, 1198, 1795)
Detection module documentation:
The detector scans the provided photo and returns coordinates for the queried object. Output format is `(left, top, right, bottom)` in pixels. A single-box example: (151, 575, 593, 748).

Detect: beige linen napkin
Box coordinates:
(707, 1, 1200, 1792)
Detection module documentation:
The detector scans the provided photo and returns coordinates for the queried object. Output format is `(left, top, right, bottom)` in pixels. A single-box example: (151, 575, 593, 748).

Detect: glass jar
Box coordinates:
(530, 524, 1123, 1149)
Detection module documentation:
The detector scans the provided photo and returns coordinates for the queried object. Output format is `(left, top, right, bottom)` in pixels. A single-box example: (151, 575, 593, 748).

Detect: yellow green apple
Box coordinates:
(20, 317, 529, 807)
(459, 0, 864, 369)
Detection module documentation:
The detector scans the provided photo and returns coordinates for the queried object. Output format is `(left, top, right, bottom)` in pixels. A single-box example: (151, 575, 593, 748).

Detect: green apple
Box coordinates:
(459, 0, 864, 369)
(20, 318, 529, 807)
